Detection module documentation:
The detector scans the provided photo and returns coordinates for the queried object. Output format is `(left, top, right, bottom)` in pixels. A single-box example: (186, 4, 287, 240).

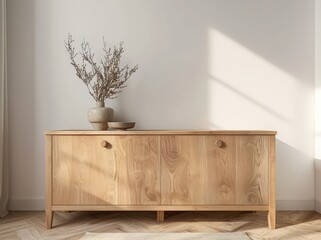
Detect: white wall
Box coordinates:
(7, 0, 315, 210)
(315, 0, 321, 213)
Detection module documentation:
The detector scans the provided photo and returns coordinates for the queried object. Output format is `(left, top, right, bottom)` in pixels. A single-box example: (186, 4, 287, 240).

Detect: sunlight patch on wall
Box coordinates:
(207, 28, 314, 155)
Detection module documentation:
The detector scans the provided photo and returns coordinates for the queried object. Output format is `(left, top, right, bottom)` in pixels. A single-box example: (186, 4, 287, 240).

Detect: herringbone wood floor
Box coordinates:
(0, 211, 321, 240)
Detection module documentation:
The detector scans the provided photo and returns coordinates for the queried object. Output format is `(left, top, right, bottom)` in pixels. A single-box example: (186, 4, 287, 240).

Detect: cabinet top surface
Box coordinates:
(45, 130, 277, 135)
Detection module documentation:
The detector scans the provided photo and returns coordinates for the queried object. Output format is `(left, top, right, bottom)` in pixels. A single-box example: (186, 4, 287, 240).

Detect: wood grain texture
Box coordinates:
(52, 205, 269, 211)
(236, 136, 269, 205)
(106, 136, 160, 205)
(46, 131, 275, 229)
(160, 135, 236, 205)
(45, 135, 53, 229)
(53, 136, 101, 205)
(161, 135, 205, 205)
(208, 136, 236, 205)
(268, 135, 276, 229)
(52, 136, 160, 206)
(45, 130, 277, 136)
(157, 211, 164, 222)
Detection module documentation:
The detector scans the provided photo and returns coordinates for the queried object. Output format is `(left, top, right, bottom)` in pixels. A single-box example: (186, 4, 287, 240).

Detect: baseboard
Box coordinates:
(8, 199, 315, 211)
(277, 200, 314, 210)
(9, 199, 45, 211)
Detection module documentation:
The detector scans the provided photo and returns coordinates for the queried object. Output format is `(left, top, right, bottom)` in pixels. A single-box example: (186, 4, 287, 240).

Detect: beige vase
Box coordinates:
(87, 101, 114, 130)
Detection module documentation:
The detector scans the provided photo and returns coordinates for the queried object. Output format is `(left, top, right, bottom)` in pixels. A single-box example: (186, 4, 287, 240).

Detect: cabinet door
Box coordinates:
(52, 135, 160, 205)
(160, 135, 236, 205)
(236, 136, 269, 205)
(106, 135, 160, 205)
(160, 135, 270, 206)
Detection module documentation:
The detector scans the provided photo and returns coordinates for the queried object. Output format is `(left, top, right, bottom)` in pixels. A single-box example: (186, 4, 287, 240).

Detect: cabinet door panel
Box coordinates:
(160, 135, 236, 205)
(52, 136, 110, 205)
(52, 136, 160, 205)
(236, 136, 269, 205)
(107, 136, 160, 205)
(208, 136, 237, 205)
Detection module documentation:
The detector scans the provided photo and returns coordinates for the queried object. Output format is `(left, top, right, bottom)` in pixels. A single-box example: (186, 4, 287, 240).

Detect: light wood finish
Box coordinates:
(1, 211, 320, 239)
(157, 211, 164, 222)
(268, 136, 276, 229)
(161, 135, 269, 206)
(45, 135, 53, 230)
(215, 139, 223, 148)
(161, 135, 237, 205)
(46, 130, 276, 229)
(235, 136, 269, 205)
(101, 140, 108, 147)
(51, 205, 269, 211)
(52, 136, 160, 206)
(45, 130, 277, 135)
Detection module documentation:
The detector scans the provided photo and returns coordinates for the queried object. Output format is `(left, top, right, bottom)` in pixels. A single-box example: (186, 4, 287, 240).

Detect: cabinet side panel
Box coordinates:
(269, 135, 276, 208)
(268, 135, 276, 228)
(236, 136, 269, 205)
(45, 135, 52, 209)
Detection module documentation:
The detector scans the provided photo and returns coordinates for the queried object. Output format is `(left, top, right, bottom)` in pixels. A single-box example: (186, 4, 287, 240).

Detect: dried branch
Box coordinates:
(65, 33, 138, 102)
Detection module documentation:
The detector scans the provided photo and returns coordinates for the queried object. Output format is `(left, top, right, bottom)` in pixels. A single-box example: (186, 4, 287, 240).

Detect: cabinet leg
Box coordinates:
(268, 210, 276, 229)
(157, 211, 164, 222)
(45, 209, 53, 229)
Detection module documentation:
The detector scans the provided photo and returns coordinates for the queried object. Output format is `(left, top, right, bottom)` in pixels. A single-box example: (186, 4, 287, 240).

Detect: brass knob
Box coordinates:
(215, 140, 223, 148)
(101, 140, 108, 147)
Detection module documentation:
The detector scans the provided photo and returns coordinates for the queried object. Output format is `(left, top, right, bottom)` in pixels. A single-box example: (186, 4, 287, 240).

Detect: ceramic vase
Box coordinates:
(87, 101, 114, 130)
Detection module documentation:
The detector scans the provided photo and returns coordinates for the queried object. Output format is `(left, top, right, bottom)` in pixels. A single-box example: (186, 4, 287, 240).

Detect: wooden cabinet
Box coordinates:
(45, 130, 276, 229)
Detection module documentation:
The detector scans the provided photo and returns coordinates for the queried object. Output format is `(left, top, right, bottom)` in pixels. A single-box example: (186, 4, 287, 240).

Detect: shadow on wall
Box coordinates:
(276, 140, 314, 208)
(315, 159, 321, 212)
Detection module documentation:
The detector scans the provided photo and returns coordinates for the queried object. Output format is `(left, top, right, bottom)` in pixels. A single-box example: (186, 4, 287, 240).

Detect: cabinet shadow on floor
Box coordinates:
(48, 210, 319, 230)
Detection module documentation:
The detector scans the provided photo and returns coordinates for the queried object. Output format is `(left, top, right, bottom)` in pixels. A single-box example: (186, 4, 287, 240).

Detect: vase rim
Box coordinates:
(96, 101, 105, 107)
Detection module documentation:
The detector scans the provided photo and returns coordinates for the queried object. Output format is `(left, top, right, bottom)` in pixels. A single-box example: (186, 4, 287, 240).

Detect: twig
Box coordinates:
(65, 33, 138, 102)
